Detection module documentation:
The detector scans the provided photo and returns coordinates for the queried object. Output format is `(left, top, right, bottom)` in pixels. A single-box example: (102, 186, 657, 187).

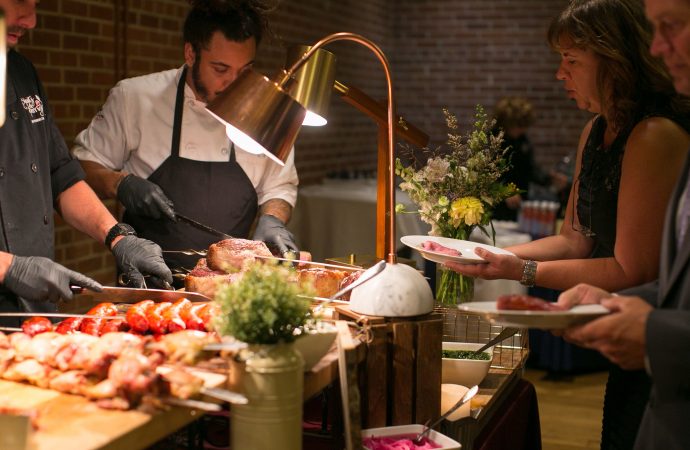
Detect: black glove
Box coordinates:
(117, 174, 176, 221)
(252, 214, 299, 256)
(4, 256, 103, 303)
(111, 235, 173, 288)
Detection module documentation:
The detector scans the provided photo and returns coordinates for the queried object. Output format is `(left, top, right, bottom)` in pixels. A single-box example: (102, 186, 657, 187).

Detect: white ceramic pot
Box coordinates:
(349, 263, 433, 317)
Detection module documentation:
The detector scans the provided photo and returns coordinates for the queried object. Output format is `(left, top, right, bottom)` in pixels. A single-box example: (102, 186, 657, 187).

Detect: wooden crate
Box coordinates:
(334, 306, 442, 428)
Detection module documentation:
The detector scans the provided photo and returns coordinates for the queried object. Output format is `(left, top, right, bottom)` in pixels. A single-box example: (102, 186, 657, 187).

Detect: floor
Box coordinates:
(523, 368, 607, 450)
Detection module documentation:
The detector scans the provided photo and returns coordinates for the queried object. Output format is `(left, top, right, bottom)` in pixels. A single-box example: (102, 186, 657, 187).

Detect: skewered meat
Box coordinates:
(162, 298, 192, 333)
(297, 268, 348, 298)
(206, 238, 272, 272)
(100, 318, 130, 334)
(146, 302, 172, 335)
(127, 300, 154, 334)
(184, 258, 240, 299)
(182, 303, 208, 331)
(0, 329, 220, 411)
(422, 240, 462, 256)
(22, 317, 53, 336)
(55, 317, 83, 334)
(80, 303, 118, 336)
(496, 294, 566, 311)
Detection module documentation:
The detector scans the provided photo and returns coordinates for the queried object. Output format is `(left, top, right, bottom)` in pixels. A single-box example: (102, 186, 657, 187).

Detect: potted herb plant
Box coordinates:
(213, 262, 313, 450)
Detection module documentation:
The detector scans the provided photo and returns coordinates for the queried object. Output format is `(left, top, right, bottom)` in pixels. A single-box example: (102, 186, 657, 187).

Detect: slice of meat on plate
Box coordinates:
(496, 294, 566, 311)
(421, 240, 462, 257)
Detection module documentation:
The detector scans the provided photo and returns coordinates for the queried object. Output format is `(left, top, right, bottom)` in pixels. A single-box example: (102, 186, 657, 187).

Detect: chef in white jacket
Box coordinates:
(72, 0, 299, 272)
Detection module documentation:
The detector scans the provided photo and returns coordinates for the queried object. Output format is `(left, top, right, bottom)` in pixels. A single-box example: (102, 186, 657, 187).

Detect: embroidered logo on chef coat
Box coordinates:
(20, 95, 46, 124)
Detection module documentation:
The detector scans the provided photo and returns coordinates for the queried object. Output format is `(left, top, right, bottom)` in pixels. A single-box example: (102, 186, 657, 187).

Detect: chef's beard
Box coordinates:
(191, 58, 211, 103)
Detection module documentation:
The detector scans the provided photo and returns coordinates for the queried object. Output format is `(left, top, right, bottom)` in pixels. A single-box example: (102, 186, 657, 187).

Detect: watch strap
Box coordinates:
(105, 223, 137, 248)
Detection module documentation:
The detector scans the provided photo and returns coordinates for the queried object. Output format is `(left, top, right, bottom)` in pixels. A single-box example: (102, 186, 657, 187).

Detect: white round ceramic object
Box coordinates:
(441, 384, 471, 421)
(349, 263, 433, 317)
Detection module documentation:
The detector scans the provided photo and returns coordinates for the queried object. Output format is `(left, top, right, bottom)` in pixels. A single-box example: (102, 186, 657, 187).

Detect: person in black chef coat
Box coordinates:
(0, 0, 173, 327)
(72, 0, 300, 272)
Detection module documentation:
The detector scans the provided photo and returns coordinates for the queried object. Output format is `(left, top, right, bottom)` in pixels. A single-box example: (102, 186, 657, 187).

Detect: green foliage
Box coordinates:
(213, 263, 313, 345)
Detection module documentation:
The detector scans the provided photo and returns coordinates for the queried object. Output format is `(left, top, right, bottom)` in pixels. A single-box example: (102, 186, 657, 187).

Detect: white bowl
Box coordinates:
(441, 342, 493, 386)
(293, 322, 338, 371)
(362, 424, 461, 450)
(441, 383, 471, 421)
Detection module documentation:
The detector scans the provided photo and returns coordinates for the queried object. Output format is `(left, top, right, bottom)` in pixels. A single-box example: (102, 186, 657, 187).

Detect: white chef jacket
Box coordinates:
(72, 66, 298, 207)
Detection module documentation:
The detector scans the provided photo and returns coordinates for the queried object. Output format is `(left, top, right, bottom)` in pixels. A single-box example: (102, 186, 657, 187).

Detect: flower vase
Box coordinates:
(227, 343, 305, 450)
(436, 268, 475, 305)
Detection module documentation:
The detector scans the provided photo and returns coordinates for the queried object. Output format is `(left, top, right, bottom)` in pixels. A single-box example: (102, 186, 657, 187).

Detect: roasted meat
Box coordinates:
(206, 238, 272, 272)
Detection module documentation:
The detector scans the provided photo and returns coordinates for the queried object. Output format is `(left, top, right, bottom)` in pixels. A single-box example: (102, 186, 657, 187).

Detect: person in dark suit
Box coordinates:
(559, 3, 690, 448)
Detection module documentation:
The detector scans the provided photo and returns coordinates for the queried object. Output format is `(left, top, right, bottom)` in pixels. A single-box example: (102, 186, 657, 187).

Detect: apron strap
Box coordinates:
(171, 66, 188, 158)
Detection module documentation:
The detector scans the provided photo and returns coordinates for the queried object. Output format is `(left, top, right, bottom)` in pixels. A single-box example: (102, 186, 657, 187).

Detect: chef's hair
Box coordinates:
(184, 0, 271, 53)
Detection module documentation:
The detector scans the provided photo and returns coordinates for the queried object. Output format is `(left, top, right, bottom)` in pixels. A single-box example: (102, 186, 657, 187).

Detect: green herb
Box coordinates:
(213, 262, 313, 345)
(442, 349, 491, 360)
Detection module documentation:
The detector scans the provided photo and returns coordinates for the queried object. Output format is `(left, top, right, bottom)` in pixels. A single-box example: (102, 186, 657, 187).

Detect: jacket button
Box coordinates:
(31, 163, 38, 173)
(0, 168, 4, 177)
(11, 111, 19, 120)
(44, 215, 49, 224)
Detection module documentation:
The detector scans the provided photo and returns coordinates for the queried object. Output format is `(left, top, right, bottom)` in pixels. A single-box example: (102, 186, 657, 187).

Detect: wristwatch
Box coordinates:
(520, 260, 538, 287)
(105, 223, 137, 248)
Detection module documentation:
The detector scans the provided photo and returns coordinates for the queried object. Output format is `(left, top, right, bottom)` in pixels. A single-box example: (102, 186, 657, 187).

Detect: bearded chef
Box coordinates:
(0, 0, 172, 327)
(72, 0, 299, 272)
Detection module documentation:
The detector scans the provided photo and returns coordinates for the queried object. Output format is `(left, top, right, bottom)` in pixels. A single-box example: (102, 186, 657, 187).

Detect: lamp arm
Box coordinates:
(281, 32, 397, 264)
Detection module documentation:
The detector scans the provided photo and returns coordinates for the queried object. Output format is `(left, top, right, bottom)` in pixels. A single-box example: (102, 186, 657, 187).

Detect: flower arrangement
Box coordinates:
(395, 106, 519, 304)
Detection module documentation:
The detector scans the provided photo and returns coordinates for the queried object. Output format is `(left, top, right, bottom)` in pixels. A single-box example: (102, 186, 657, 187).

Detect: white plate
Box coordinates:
(401, 235, 515, 265)
(458, 301, 609, 329)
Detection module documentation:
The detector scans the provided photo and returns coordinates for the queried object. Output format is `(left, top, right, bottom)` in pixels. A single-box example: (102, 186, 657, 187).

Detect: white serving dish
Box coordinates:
(441, 384, 471, 421)
(362, 424, 461, 449)
(293, 322, 338, 371)
(442, 342, 493, 386)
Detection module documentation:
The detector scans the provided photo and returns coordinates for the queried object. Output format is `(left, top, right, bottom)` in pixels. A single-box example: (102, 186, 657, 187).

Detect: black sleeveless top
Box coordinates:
(576, 102, 690, 258)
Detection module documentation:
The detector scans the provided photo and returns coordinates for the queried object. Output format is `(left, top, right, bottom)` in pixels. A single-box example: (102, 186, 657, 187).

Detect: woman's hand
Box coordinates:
(444, 247, 524, 281)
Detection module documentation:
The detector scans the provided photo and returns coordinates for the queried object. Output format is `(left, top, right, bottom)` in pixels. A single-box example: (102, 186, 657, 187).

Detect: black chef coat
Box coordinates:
(0, 49, 85, 318)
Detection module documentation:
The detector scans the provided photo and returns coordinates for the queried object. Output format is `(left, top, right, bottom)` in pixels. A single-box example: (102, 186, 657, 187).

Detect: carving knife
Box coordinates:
(175, 213, 233, 240)
(68, 285, 212, 304)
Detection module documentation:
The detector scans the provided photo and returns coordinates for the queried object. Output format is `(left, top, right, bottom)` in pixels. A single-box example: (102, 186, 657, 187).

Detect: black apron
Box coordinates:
(124, 67, 258, 270)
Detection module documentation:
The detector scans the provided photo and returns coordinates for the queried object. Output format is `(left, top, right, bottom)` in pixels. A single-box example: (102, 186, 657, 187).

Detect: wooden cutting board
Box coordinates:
(0, 369, 226, 450)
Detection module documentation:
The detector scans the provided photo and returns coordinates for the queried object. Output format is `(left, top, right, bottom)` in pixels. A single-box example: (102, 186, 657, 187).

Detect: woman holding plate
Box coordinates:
(446, 0, 690, 449)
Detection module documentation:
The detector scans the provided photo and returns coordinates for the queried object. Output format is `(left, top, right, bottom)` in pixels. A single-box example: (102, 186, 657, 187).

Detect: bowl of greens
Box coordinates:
(441, 342, 493, 387)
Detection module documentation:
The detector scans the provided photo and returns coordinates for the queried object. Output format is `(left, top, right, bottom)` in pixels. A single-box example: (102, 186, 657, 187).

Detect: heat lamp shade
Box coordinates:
(285, 45, 336, 127)
(206, 69, 306, 165)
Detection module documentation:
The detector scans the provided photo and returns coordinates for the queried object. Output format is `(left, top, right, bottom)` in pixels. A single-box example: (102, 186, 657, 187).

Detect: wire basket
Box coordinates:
(434, 305, 528, 370)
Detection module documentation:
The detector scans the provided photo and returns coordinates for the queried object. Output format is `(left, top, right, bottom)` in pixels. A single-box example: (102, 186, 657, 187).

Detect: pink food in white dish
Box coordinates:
(363, 434, 441, 450)
(421, 241, 462, 257)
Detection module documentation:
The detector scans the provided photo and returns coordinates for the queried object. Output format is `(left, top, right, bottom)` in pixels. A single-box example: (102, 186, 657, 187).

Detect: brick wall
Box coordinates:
(16, 0, 586, 281)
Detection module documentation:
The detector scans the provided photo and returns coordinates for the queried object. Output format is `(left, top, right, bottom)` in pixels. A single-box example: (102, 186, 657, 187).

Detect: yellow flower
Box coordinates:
(450, 197, 484, 226)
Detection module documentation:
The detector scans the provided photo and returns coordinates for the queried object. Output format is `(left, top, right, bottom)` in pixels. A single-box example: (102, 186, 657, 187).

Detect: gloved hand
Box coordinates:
(252, 214, 299, 257)
(111, 235, 173, 288)
(117, 174, 176, 221)
(3, 256, 103, 303)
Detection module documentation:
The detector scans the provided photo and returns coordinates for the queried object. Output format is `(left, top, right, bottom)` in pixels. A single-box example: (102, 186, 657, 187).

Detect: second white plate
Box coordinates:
(400, 235, 515, 265)
(458, 301, 610, 329)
